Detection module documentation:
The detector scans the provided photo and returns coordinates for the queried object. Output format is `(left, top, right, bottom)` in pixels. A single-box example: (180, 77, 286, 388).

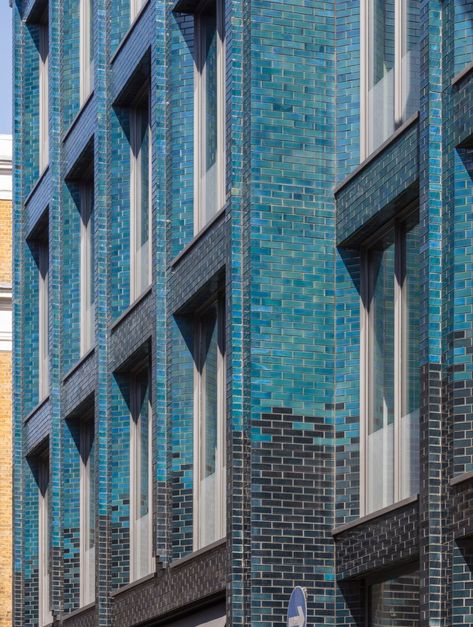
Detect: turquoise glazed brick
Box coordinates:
(13, 0, 473, 625)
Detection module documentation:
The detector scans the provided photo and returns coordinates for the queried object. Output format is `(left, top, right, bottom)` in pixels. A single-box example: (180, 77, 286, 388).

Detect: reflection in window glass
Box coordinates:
(363, 216, 420, 514)
(130, 97, 151, 302)
(195, 299, 226, 550)
(400, 222, 420, 499)
(367, 0, 395, 153)
(368, 236, 395, 513)
(370, 569, 419, 626)
(195, 0, 225, 232)
(130, 368, 152, 581)
(364, 0, 420, 157)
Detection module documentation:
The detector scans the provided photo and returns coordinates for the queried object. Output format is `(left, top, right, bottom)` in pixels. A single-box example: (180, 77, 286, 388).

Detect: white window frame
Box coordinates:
(38, 238, 49, 400)
(38, 453, 52, 627)
(130, 95, 152, 303)
(360, 211, 419, 516)
(80, 417, 95, 607)
(80, 184, 95, 356)
(360, 0, 416, 161)
(130, 0, 147, 22)
(80, 0, 94, 105)
(193, 0, 226, 234)
(39, 13, 49, 173)
(193, 297, 226, 551)
(129, 366, 153, 582)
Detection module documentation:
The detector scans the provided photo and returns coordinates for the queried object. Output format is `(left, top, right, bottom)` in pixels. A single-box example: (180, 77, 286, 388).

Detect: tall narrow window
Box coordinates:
(80, 184, 95, 355)
(361, 214, 420, 515)
(130, 367, 153, 581)
(80, 0, 94, 104)
(194, 298, 226, 550)
(130, 0, 146, 22)
(38, 453, 52, 627)
(130, 93, 151, 302)
(194, 0, 225, 233)
(38, 237, 49, 400)
(39, 11, 49, 173)
(80, 417, 95, 606)
(361, 0, 420, 158)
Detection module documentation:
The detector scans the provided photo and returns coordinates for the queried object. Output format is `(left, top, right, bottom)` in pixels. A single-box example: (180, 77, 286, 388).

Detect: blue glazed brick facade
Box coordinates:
(13, 0, 473, 625)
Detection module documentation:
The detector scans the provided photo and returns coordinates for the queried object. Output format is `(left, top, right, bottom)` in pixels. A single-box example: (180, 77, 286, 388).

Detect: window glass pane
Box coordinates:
(132, 369, 151, 580)
(39, 241, 49, 399)
(82, 186, 95, 353)
(367, 235, 395, 513)
(82, 420, 95, 605)
(138, 374, 149, 520)
(400, 222, 420, 499)
(39, 20, 49, 171)
(401, 0, 420, 121)
(368, 0, 395, 153)
(370, 569, 419, 626)
(38, 456, 51, 626)
(131, 103, 150, 299)
(202, 7, 218, 224)
(139, 106, 150, 263)
(200, 305, 218, 547)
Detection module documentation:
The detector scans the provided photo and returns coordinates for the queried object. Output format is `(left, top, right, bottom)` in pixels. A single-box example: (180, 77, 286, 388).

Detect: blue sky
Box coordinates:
(0, 1, 12, 135)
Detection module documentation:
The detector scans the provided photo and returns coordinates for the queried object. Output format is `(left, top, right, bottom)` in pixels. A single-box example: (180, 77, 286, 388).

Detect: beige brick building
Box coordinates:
(0, 135, 12, 626)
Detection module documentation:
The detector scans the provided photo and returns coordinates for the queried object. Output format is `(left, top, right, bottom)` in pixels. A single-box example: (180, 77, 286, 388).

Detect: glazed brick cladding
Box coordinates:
(12, 0, 473, 626)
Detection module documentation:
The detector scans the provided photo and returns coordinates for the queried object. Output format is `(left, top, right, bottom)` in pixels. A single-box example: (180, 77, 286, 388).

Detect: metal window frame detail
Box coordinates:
(193, 0, 226, 235)
(359, 210, 419, 517)
(193, 297, 226, 552)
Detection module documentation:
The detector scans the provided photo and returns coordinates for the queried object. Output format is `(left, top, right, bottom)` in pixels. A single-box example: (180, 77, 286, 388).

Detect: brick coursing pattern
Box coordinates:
(334, 500, 419, 581)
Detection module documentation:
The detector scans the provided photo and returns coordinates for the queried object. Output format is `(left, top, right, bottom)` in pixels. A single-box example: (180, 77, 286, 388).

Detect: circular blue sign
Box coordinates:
(287, 586, 307, 627)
